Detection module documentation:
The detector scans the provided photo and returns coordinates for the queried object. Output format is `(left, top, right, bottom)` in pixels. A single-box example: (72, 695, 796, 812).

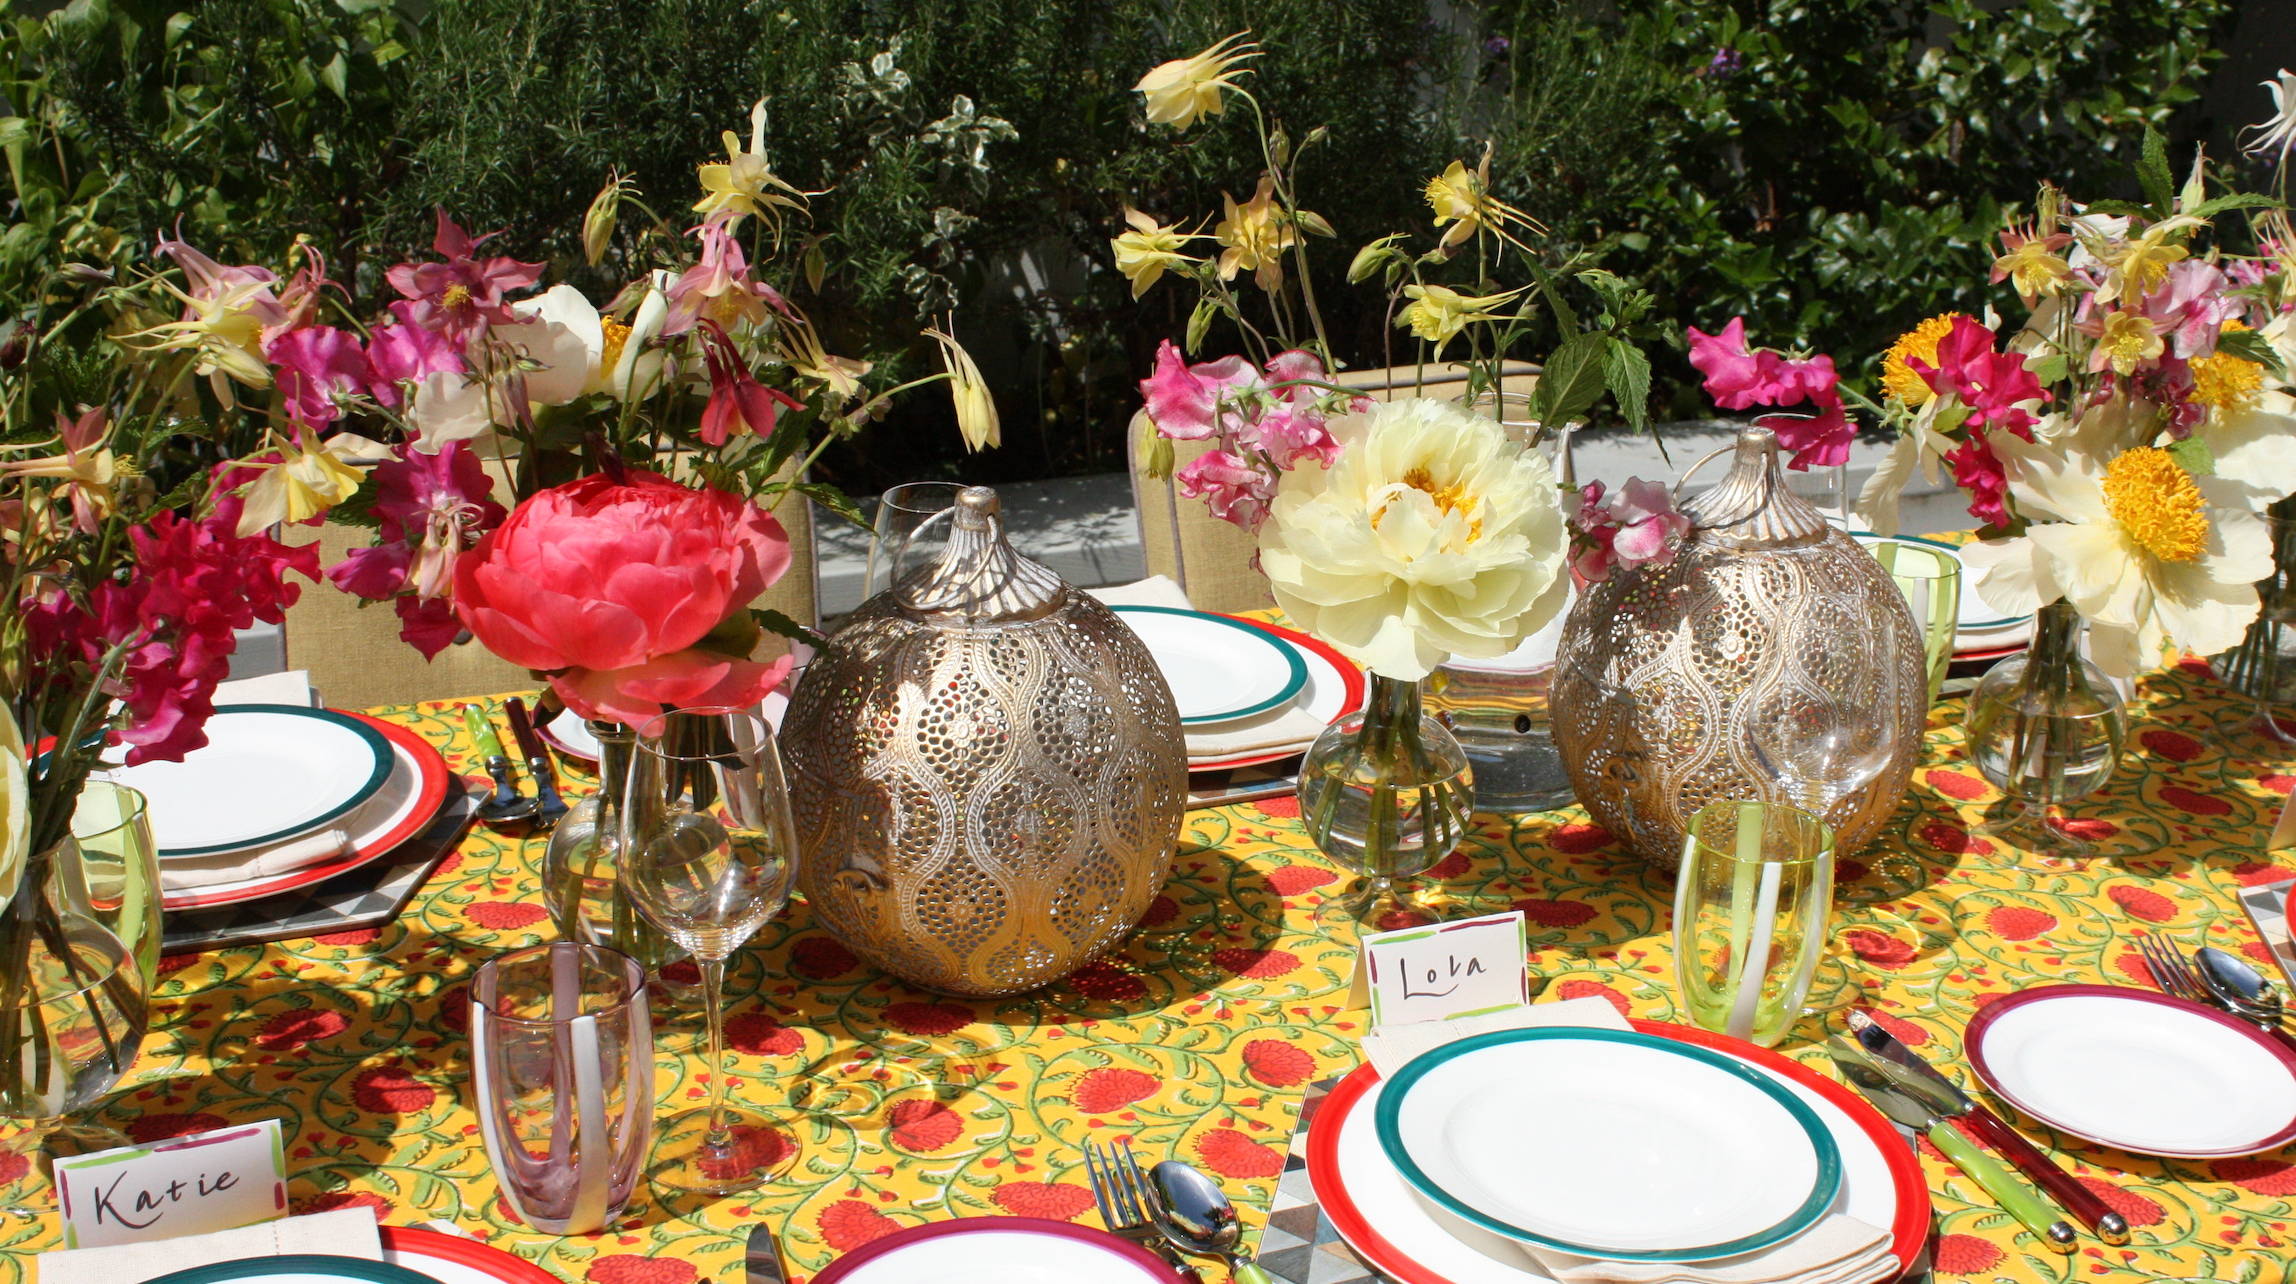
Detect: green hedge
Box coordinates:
(3, 0, 2248, 486)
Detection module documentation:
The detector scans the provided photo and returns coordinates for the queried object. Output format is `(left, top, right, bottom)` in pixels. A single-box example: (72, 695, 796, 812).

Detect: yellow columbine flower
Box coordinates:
(1990, 223, 2074, 304)
(2092, 311, 2164, 376)
(120, 279, 274, 388)
(1422, 155, 1539, 250)
(1214, 177, 1296, 291)
(2100, 446, 2209, 563)
(1882, 313, 1965, 406)
(693, 99, 811, 231)
(1135, 32, 1258, 130)
(233, 433, 378, 536)
(2089, 216, 2202, 306)
(2192, 319, 2266, 412)
(1396, 284, 1523, 356)
(779, 315, 872, 402)
(1110, 207, 1202, 299)
(927, 322, 1000, 452)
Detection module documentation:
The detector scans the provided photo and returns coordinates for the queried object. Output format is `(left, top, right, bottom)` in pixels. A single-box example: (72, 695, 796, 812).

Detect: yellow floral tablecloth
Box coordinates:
(5, 657, 2296, 1283)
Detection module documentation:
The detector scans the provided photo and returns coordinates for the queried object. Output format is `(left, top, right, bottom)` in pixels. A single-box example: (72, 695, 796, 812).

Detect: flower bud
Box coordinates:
(582, 175, 625, 267)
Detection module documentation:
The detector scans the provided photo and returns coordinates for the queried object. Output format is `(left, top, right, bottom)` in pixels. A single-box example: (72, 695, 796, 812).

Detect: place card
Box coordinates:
(1347, 910, 1530, 1028)
(54, 1118, 286, 1249)
(2270, 787, 2296, 853)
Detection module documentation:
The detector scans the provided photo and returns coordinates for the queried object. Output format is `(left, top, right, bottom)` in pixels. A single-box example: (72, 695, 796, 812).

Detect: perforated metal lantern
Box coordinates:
(1550, 427, 1927, 869)
(782, 486, 1188, 996)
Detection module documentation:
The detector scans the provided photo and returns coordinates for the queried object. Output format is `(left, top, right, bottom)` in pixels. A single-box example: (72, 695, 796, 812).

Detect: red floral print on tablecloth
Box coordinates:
(1072, 1067, 1159, 1114)
(991, 1181, 1094, 1220)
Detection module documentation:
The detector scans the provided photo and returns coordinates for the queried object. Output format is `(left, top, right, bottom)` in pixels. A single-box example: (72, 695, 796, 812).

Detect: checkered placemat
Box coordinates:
(1260, 1076, 1387, 1284)
(160, 785, 477, 954)
(2237, 876, 2296, 991)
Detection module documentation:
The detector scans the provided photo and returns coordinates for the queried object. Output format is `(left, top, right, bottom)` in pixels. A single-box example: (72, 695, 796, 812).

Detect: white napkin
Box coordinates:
(1090, 577, 1329, 761)
(212, 670, 318, 708)
(1362, 999, 1897, 1284)
(156, 827, 355, 892)
(37, 1207, 382, 1283)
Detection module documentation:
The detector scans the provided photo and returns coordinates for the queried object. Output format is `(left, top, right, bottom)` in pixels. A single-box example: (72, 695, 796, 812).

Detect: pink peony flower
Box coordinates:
(385, 210, 544, 346)
(453, 471, 793, 725)
(1173, 449, 1277, 530)
(267, 325, 370, 428)
(366, 302, 467, 407)
(1139, 341, 1257, 440)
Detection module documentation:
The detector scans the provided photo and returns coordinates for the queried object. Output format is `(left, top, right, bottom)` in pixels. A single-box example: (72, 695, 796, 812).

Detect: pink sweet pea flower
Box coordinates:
(1569, 478, 1688, 583)
(1686, 318, 1783, 410)
(267, 325, 371, 428)
(1262, 349, 1331, 402)
(366, 302, 469, 408)
(1139, 340, 1258, 439)
(1174, 448, 1277, 530)
(1249, 404, 1342, 470)
(1943, 434, 2013, 531)
(660, 222, 788, 337)
(1757, 398, 1855, 470)
(1908, 317, 2047, 437)
(385, 210, 545, 346)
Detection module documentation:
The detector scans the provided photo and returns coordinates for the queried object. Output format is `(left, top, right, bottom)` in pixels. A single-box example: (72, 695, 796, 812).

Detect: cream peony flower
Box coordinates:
(1258, 397, 1568, 680)
(1961, 434, 2271, 676)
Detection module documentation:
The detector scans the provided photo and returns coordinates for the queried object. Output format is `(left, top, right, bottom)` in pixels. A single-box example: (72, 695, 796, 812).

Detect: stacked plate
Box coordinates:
(1853, 533, 2034, 664)
(1110, 606, 1367, 772)
(97, 704, 456, 913)
(1310, 1023, 1933, 1283)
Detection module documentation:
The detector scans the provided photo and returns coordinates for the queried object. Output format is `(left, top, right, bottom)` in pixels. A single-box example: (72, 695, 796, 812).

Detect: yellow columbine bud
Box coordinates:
(1882, 314, 1964, 406)
(1135, 32, 1258, 130)
(583, 173, 629, 266)
(2102, 447, 2209, 563)
(927, 322, 1000, 453)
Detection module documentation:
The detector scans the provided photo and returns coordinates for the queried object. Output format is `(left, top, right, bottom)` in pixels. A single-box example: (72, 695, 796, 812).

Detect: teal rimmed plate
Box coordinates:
(1113, 605, 1309, 725)
(1373, 1027, 1843, 1263)
(145, 1256, 440, 1284)
(100, 704, 395, 858)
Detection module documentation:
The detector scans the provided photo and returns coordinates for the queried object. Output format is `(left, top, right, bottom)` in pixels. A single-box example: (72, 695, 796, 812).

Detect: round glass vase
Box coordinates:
(1963, 599, 2131, 860)
(2208, 509, 2296, 746)
(1296, 673, 1474, 924)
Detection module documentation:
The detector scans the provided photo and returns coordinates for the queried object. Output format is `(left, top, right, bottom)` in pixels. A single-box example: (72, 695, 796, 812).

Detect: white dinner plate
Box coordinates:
(1114, 605, 1309, 725)
(1375, 1028, 1840, 1261)
(536, 712, 601, 764)
(99, 705, 395, 857)
(1321, 1054, 1910, 1283)
(1965, 984, 2296, 1157)
(1851, 532, 2032, 647)
(1186, 622, 1363, 770)
(810, 1217, 1178, 1284)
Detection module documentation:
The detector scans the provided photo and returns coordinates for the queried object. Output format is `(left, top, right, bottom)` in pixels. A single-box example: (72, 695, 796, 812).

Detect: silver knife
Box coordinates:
(1848, 1011, 2128, 1245)
(743, 1223, 788, 1284)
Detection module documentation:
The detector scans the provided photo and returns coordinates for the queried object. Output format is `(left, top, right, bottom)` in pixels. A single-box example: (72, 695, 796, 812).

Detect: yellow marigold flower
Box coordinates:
(1396, 283, 1523, 356)
(1111, 206, 1202, 299)
(1135, 32, 1258, 130)
(1214, 176, 1296, 291)
(694, 99, 811, 231)
(1882, 313, 1965, 406)
(2191, 319, 2265, 411)
(2101, 446, 2209, 563)
(2091, 310, 2165, 376)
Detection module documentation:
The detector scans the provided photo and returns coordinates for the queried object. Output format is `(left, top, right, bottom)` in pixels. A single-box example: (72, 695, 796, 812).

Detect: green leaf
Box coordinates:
(1600, 337, 1651, 435)
(2027, 353, 2070, 386)
(319, 51, 348, 101)
(2186, 192, 2281, 220)
(1531, 332, 1609, 430)
(1184, 297, 1216, 356)
(2082, 199, 2153, 218)
(753, 607, 827, 648)
(2136, 125, 2173, 214)
(1523, 255, 1581, 339)
(792, 480, 869, 529)
(2165, 435, 2215, 477)
(2217, 327, 2287, 377)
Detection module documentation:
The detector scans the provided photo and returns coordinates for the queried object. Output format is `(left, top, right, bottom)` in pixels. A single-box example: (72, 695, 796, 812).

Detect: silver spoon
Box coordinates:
(1149, 1160, 1274, 1284)
(2196, 946, 2287, 1027)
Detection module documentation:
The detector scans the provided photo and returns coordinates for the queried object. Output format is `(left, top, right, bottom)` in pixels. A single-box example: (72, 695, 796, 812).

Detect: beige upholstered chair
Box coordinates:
(281, 467, 820, 711)
(1129, 360, 1540, 614)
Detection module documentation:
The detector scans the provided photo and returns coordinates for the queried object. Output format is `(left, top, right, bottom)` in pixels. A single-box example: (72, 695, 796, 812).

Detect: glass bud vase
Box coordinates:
(1297, 673, 1475, 924)
(1964, 599, 2131, 860)
(540, 721, 687, 975)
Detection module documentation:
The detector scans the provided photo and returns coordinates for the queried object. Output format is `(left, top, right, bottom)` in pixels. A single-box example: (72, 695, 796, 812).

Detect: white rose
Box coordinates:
(1257, 396, 1569, 680)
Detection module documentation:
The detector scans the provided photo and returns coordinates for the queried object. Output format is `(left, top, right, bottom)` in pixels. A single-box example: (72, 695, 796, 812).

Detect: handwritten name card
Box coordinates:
(55, 1118, 286, 1248)
(1354, 911, 1530, 1028)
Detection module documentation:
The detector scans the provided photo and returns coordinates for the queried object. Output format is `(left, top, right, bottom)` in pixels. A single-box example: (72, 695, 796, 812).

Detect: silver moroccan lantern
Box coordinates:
(1551, 427, 1926, 868)
(782, 486, 1187, 996)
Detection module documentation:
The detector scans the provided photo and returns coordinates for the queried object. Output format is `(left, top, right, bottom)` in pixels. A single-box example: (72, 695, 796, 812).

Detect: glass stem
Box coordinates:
(2011, 600, 2084, 823)
(700, 958, 729, 1144)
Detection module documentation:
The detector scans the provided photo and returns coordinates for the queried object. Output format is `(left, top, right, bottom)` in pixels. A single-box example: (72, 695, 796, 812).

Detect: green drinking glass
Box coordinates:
(1672, 799, 1835, 1048)
(1866, 539, 1961, 704)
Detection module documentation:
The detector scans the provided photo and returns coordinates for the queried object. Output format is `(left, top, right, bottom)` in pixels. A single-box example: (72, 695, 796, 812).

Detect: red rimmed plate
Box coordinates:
(809, 1216, 1182, 1283)
(1306, 1019, 1930, 1284)
(1966, 983, 2296, 1157)
(162, 714, 453, 911)
(1187, 618, 1367, 773)
(378, 1226, 559, 1284)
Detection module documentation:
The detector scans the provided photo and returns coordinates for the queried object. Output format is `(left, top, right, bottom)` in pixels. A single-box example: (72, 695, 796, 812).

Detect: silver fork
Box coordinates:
(1085, 1139, 1201, 1283)
(2139, 934, 2210, 1004)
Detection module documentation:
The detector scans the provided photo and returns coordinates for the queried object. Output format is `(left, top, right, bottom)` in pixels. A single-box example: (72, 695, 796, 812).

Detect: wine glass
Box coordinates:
(0, 913, 147, 1214)
(623, 706, 798, 1194)
(864, 481, 965, 599)
(2209, 512, 2296, 747)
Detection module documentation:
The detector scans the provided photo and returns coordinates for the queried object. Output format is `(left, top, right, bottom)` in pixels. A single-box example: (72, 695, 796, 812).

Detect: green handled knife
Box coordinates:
(1828, 1036, 2077, 1254)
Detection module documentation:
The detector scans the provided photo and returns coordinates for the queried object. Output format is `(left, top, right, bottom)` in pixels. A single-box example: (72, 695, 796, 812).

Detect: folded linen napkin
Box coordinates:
(211, 670, 318, 708)
(37, 1207, 382, 1283)
(1362, 999, 1896, 1284)
(1090, 577, 1332, 760)
(156, 826, 355, 893)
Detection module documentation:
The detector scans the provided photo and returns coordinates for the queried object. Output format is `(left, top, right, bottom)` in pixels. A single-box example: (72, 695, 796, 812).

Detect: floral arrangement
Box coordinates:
(1111, 33, 1654, 677)
(1850, 135, 2296, 676)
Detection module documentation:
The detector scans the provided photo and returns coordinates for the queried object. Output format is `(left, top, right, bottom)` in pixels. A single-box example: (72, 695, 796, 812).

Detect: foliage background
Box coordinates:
(2, 0, 2263, 495)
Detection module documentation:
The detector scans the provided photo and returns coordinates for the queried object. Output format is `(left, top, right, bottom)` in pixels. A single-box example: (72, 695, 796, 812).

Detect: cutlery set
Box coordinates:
(460, 699, 569, 831)
(1085, 1140, 1271, 1284)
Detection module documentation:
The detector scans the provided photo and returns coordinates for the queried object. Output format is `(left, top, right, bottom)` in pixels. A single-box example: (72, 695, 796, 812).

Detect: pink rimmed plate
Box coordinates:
(1965, 983, 2296, 1157)
(809, 1217, 1181, 1284)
